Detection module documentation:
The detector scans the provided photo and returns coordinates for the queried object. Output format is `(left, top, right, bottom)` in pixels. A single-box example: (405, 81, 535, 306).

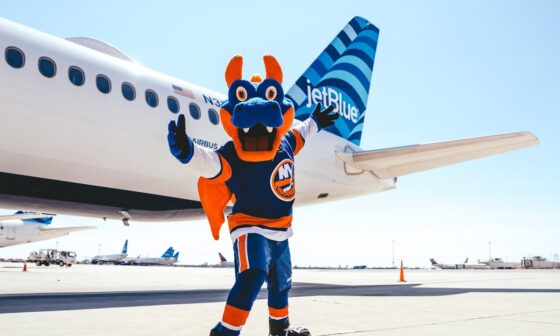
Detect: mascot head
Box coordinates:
(220, 55, 294, 162)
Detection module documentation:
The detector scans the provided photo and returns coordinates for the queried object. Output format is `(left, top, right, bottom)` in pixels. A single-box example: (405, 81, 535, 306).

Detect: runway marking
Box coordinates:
(317, 308, 560, 335)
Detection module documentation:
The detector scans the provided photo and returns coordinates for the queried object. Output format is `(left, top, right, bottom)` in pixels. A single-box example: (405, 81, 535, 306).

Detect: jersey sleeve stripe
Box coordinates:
(291, 129, 305, 155)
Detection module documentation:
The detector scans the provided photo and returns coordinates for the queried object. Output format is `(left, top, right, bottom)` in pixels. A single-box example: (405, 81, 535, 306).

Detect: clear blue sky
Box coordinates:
(1, 1, 559, 267)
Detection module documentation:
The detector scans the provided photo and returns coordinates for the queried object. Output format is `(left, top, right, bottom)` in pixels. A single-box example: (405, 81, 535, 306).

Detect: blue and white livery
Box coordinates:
(287, 16, 378, 145)
(0, 17, 537, 223)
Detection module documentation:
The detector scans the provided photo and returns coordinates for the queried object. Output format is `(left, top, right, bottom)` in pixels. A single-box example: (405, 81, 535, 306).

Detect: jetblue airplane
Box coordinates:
(91, 239, 128, 264)
(0, 211, 95, 247)
(0, 17, 538, 224)
(132, 246, 177, 266)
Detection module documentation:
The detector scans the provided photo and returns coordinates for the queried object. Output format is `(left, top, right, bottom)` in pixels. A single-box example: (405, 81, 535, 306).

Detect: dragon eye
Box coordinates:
(265, 86, 277, 100)
(236, 86, 248, 102)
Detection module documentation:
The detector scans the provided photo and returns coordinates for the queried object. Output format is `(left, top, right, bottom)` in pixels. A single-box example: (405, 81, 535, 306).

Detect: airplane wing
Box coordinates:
(336, 132, 538, 179)
(0, 212, 56, 221)
(39, 226, 96, 235)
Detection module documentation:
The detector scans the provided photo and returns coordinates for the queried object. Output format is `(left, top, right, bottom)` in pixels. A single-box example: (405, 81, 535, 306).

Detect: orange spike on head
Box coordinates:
(225, 55, 243, 87)
(263, 54, 283, 84)
(250, 73, 263, 83)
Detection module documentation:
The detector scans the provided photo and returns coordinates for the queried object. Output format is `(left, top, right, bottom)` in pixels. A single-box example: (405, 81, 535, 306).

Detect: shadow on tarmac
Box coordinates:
(2, 283, 560, 313)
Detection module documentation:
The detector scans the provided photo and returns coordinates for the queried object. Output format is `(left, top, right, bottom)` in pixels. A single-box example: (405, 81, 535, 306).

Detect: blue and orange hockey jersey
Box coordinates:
(194, 118, 318, 241)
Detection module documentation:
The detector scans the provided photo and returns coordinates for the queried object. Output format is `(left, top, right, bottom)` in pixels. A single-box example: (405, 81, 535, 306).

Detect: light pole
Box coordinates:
(488, 241, 492, 260)
(392, 239, 395, 268)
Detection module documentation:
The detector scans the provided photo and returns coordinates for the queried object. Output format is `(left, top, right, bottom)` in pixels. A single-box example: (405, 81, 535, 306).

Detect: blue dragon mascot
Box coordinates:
(167, 54, 338, 336)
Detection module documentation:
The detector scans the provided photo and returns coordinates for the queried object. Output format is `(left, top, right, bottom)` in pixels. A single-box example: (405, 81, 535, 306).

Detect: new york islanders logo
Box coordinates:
(270, 159, 295, 201)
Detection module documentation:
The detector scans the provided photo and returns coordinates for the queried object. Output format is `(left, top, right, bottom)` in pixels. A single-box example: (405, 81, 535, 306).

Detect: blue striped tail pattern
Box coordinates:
(286, 16, 379, 146)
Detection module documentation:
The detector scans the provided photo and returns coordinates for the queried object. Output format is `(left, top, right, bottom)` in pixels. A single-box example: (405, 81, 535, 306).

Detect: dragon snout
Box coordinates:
(231, 99, 283, 129)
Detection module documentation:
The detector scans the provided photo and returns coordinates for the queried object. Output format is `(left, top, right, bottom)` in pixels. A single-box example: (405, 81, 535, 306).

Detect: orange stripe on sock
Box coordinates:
(222, 304, 250, 328)
(238, 235, 248, 272)
(269, 305, 289, 319)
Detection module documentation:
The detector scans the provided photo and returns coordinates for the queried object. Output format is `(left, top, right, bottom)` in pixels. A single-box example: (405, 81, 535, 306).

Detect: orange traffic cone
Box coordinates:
(22, 262, 28, 272)
(398, 259, 406, 282)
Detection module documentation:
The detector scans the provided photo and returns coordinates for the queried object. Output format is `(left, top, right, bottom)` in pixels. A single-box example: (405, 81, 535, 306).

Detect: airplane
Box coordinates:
(0, 211, 95, 247)
(218, 252, 234, 267)
(172, 251, 180, 262)
(0, 17, 538, 225)
(430, 258, 491, 270)
(132, 246, 177, 266)
(91, 239, 128, 265)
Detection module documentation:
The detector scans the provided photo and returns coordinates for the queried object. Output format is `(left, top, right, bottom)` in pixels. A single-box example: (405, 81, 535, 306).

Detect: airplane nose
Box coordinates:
(231, 98, 283, 129)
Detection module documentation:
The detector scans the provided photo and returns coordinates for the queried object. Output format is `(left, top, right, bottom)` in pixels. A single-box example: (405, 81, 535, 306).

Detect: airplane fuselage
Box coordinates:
(133, 257, 176, 266)
(91, 253, 127, 264)
(0, 18, 388, 222)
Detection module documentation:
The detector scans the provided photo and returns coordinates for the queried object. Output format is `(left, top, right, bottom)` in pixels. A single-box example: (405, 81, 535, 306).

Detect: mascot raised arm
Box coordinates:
(167, 54, 338, 336)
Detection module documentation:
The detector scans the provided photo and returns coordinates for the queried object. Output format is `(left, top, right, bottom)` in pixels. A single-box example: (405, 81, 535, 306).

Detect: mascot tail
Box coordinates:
(286, 16, 379, 146)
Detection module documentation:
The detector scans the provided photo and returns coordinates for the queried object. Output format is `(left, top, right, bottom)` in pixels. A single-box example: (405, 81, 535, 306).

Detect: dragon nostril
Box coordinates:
(235, 105, 243, 113)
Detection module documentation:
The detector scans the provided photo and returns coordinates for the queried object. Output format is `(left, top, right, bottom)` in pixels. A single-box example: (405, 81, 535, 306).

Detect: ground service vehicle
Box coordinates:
(28, 249, 77, 267)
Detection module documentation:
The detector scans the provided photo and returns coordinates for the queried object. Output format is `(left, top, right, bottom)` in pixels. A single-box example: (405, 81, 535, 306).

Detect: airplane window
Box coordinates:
(121, 82, 135, 101)
(167, 96, 180, 113)
(189, 103, 201, 120)
(96, 75, 111, 94)
(145, 90, 158, 108)
(68, 66, 85, 86)
(5, 47, 25, 69)
(208, 108, 219, 125)
(38, 57, 56, 78)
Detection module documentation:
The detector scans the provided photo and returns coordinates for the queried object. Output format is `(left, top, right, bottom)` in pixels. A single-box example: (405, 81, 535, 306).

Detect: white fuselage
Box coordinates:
(433, 263, 491, 270)
(92, 253, 127, 263)
(0, 18, 389, 222)
(133, 256, 176, 266)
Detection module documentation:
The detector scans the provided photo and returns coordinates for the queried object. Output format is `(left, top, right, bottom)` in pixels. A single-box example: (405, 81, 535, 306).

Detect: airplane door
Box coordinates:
(7, 225, 15, 240)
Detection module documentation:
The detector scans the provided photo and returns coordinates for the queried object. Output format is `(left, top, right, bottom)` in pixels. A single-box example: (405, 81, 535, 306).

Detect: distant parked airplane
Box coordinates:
(218, 252, 234, 267)
(91, 239, 128, 265)
(430, 258, 490, 270)
(132, 247, 177, 266)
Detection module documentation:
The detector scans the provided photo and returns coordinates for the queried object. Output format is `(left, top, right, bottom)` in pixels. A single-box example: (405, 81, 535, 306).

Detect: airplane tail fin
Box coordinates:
(173, 252, 179, 260)
(286, 16, 379, 146)
(162, 247, 174, 258)
(464, 257, 469, 264)
(121, 240, 128, 254)
(430, 258, 438, 265)
(15, 210, 53, 225)
(219, 253, 227, 262)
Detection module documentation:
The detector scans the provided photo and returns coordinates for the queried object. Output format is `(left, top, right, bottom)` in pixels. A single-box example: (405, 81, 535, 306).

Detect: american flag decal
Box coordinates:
(172, 84, 195, 99)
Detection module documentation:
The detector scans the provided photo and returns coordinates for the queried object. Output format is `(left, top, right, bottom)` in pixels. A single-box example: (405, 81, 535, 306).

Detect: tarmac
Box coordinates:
(0, 263, 559, 335)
